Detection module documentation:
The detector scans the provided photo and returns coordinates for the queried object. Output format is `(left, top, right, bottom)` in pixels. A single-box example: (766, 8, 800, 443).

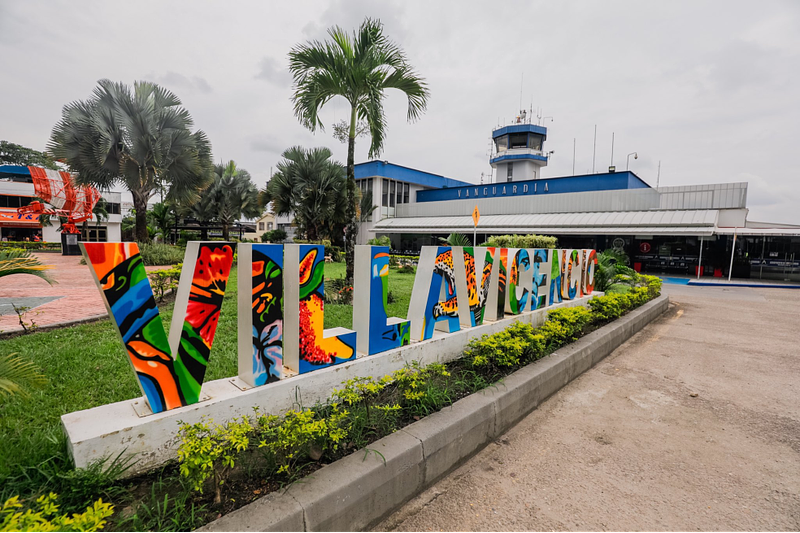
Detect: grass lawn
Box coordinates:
(0, 261, 416, 501)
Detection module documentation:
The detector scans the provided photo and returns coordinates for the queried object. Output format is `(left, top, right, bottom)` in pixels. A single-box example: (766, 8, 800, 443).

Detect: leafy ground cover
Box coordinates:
(0, 260, 659, 531)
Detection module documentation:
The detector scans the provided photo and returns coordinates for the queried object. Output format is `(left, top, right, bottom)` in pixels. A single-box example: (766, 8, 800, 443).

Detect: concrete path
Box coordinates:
(377, 284, 800, 531)
(0, 252, 163, 334)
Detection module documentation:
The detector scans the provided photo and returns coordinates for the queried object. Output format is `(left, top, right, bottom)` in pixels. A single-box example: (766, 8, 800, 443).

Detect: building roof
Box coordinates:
(372, 209, 720, 236)
(354, 161, 471, 189)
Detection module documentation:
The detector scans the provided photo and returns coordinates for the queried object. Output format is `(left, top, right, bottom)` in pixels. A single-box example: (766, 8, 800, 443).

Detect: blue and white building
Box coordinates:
(355, 116, 800, 280)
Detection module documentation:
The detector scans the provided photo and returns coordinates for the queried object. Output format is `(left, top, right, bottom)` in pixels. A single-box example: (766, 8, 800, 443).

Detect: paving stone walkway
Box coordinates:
(0, 252, 162, 334)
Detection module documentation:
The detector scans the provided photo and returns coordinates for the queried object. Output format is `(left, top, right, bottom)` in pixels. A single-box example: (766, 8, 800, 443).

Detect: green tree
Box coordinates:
(210, 161, 262, 241)
(148, 202, 177, 243)
(261, 146, 347, 242)
(289, 17, 429, 279)
(0, 141, 59, 170)
(47, 79, 213, 243)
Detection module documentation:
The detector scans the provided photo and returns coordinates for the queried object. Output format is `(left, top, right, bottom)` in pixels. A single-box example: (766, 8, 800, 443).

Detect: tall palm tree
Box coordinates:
(47, 79, 213, 242)
(261, 146, 348, 242)
(289, 17, 429, 280)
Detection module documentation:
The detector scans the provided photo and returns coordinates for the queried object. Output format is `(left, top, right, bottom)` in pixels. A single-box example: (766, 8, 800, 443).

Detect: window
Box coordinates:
(390, 181, 396, 208)
(267, 222, 273, 230)
(382, 179, 389, 207)
(105, 202, 121, 215)
(81, 226, 108, 242)
(403, 183, 410, 204)
(509, 133, 528, 149)
(258, 222, 265, 231)
(396, 181, 403, 205)
(507, 163, 513, 182)
(495, 135, 508, 152)
(528, 134, 543, 151)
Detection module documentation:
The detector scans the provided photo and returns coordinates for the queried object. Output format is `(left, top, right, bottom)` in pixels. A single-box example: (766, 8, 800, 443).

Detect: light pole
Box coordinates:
(626, 152, 638, 170)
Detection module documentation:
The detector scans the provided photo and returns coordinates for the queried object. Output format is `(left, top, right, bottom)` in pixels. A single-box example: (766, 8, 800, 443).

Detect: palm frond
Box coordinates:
(0, 353, 47, 398)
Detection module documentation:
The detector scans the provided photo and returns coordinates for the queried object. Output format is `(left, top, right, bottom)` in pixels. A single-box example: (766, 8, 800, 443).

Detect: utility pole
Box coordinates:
(656, 161, 661, 188)
(572, 138, 576, 176)
(610, 132, 615, 169)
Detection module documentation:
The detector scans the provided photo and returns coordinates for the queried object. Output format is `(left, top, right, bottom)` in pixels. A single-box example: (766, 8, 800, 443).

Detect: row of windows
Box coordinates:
(0, 195, 33, 208)
(382, 179, 410, 208)
(258, 221, 274, 231)
(495, 133, 544, 152)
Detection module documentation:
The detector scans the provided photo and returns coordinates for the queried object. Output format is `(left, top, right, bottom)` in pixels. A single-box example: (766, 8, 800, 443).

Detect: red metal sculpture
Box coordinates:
(18, 166, 101, 234)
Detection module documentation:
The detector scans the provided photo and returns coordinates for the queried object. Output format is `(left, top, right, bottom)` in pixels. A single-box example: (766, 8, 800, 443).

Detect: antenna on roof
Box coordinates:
(519, 72, 524, 113)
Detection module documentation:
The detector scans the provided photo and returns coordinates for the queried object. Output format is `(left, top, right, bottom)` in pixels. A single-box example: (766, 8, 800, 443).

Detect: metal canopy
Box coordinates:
(372, 209, 719, 236)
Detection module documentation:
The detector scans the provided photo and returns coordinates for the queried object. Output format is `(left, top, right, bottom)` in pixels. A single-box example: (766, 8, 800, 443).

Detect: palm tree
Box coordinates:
(261, 146, 348, 242)
(47, 79, 213, 242)
(210, 162, 262, 241)
(358, 189, 378, 222)
(0, 248, 54, 284)
(149, 202, 176, 243)
(289, 17, 429, 280)
(81, 198, 109, 242)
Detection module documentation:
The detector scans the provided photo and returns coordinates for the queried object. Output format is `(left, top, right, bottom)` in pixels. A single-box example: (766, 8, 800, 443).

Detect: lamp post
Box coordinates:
(626, 152, 638, 170)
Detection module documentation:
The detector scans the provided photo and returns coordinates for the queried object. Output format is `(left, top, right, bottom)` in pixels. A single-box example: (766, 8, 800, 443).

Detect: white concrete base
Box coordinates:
(61, 294, 599, 475)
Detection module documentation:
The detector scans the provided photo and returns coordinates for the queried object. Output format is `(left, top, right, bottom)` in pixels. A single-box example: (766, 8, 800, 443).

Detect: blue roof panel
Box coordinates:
(354, 161, 471, 189)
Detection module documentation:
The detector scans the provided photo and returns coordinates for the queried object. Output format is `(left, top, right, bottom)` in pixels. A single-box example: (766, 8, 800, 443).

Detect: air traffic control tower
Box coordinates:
(490, 110, 549, 182)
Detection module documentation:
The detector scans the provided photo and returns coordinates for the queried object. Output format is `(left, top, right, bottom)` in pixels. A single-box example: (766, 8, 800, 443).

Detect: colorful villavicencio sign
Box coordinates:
(81, 242, 597, 414)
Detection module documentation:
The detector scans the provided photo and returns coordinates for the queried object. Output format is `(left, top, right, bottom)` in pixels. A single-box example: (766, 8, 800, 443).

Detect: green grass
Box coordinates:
(0, 261, 415, 504)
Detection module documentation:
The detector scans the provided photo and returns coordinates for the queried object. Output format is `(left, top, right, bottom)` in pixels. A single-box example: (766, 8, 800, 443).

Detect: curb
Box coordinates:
(687, 280, 800, 289)
(199, 294, 670, 532)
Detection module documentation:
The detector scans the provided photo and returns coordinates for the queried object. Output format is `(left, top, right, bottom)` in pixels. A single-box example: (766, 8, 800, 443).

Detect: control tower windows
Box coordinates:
(509, 133, 528, 149)
(528, 134, 543, 151)
(495, 135, 508, 153)
(507, 163, 513, 182)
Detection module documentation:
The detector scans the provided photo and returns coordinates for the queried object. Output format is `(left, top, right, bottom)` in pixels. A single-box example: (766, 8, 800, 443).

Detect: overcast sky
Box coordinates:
(2, 0, 799, 223)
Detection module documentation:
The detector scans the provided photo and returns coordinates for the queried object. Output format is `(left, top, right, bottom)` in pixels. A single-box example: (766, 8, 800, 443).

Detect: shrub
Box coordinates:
(261, 229, 287, 243)
(465, 321, 547, 371)
(0, 241, 61, 252)
(291, 239, 332, 248)
(546, 306, 593, 342)
(257, 408, 348, 476)
(482, 234, 557, 249)
(148, 264, 182, 301)
(367, 235, 392, 247)
(325, 277, 353, 305)
(177, 417, 253, 504)
(137, 242, 185, 266)
(392, 362, 452, 417)
(0, 493, 113, 532)
(396, 264, 415, 274)
(177, 231, 200, 248)
(588, 293, 632, 322)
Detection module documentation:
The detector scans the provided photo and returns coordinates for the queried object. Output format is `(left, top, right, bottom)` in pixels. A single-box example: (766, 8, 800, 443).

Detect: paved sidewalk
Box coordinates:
(0, 252, 164, 334)
(377, 284, 800, 531)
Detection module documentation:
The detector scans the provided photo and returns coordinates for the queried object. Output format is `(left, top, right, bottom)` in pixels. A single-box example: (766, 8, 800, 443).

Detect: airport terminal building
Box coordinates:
(355, 119, 800, 281)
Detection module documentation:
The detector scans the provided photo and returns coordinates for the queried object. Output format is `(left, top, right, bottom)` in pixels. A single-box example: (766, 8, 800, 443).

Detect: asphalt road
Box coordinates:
(376, 284, 800, 531)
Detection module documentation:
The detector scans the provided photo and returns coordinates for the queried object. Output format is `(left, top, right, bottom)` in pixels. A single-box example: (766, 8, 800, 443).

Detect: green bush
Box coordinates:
(148, 264, 182, 301)
(367, 235, 392, 247)
(465, 321, 545, 370)
(261, 229, 287, 243)
(545, 306, 593, 342)
(0, 241, 61, 252)
(137, 242, 185, 266)
(0, 493, 113, 532)
(291, 239, 332, 248)
(396, 264, 415, 274)
(176, 231, 200, 248)
(482, 234, 557, 249)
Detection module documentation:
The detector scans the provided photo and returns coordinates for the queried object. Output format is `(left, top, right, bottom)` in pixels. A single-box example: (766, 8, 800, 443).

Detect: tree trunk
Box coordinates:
(222, 222, 229, 241)
(345, 105, 358, 281)
(133, 193, 149, 243)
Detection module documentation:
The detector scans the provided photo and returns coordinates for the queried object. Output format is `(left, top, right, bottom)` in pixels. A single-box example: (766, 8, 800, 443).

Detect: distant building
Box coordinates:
(354, 116, 800, 281)
(244, 211, 277, 241)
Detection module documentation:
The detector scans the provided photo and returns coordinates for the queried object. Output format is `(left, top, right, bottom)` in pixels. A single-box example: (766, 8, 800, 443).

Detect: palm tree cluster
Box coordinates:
(261, 147, 348, 242)
(188, 161, 262, 241)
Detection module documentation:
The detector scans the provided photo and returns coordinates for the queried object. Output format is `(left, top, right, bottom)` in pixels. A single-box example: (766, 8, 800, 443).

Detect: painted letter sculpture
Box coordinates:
(353, 245, 411, 355)
(81, 242, 234, 413)
(83, 242, 596, 415)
